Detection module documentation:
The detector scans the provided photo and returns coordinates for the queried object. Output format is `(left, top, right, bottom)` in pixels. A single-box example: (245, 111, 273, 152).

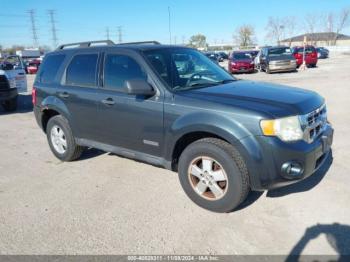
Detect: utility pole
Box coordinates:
(28, 9, 39, 48)
(48, 10, 58, 49)
(106, 27, 110, 40)
(117, 26, 123, 43)
(168, 6, 172, 44)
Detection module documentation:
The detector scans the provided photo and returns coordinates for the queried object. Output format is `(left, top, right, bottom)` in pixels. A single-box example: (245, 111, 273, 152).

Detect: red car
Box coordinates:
(26, 60, 41, 74)
(292, 46, 318, 67)
(228, 51, 255, 74)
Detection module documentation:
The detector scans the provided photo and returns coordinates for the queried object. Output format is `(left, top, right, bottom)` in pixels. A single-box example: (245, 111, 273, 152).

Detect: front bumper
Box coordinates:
(243, 124, 334, 190)
(0, 88, 18, 101)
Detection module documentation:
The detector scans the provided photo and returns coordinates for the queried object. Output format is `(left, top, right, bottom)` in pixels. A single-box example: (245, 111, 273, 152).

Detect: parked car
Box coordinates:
(33, 40, 333, 212)
(204, 52, 219, 63)
(247, 50, 259, 59)
(316, 47, 329, 59)
(27, 60, 41, 74)
(258, 46, 297, 73)
(228, 51, 255, 74)
(218, 52, 228, 60)
(0, 55, 27, 111)
(292, 46, 318, 67)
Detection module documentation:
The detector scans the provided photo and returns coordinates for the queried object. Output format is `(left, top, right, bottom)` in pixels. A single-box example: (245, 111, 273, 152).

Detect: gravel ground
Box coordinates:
(0, 54, 349, 256)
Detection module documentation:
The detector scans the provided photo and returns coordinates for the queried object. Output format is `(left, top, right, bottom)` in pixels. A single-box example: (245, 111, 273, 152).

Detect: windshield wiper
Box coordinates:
(214, 79, 237, 84)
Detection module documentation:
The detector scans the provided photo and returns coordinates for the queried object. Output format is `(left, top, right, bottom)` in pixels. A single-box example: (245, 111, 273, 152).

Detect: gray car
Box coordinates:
(258, 46, 297, 73)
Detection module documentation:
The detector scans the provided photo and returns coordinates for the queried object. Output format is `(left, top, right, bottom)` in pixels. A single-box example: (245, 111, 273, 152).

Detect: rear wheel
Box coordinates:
(178, 138, 250, 213)
(1, 96, 17, 112)
(46, 115, 84, 161)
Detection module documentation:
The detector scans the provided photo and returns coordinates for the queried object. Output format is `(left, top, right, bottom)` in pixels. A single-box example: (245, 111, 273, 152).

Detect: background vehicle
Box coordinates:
(217, 51, 228, 60)
(26, 60, 41, 74)
(258, 46, 297, 73)
(247, 50, 259, 60)
(316, 47, 329, 59)
(228, 51, 255, 74)
(292, 46, 318, 67)
(33, 40, 333, 213)
(0, 55, 27, 111)
(203, 52, 219, 63)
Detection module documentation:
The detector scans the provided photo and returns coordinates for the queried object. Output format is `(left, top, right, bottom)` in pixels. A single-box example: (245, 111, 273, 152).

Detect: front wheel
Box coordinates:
(178, 138, 250, 213)
(46, 115, 84, 161)
(2, 96, 17, 112)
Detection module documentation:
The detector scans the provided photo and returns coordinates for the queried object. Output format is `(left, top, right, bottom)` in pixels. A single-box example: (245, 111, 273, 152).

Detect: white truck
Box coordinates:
(0, 55, 28, 111)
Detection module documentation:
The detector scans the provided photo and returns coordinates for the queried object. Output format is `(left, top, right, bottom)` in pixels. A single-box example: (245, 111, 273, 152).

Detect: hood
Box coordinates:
(181, 80, 324, 118)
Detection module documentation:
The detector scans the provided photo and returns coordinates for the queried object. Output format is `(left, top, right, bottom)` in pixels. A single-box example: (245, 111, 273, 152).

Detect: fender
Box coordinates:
(41, 96, 71, 121)
(164, 111, 266, 189)
(165, 111, 253, 159)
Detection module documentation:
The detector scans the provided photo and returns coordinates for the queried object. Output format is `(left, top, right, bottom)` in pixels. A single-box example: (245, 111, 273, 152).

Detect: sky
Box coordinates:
(0, 0, 350, 49)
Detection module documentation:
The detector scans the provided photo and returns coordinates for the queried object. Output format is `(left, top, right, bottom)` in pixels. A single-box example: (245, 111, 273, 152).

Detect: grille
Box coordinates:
(0, 75, 10, 90)
(301, 104, 327, 143)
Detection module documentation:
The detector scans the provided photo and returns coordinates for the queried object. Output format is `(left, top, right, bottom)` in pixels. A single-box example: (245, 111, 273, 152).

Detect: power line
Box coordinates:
(48, 10, 58, 48)
(117, 26, 123, 43)
(27, 9, 39, 47)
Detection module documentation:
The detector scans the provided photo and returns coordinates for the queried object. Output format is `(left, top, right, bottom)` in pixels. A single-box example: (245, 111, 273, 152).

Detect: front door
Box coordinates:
(95, 51, 164, 157)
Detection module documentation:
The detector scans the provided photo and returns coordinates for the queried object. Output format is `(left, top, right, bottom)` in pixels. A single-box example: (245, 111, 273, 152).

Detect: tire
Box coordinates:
(178, 138, 250, 213)
(46, 115, 84, 161)
(2, 96, 17, 112)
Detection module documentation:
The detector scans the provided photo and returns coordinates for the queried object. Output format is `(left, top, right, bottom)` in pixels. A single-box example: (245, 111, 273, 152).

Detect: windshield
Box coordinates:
(268, 47, 292, 56)
(143, 48, 235, 91)
(233, 52, 252, 60)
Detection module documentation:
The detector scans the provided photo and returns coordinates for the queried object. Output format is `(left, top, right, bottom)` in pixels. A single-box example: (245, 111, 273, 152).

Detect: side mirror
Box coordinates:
(124, 79, 155, 96)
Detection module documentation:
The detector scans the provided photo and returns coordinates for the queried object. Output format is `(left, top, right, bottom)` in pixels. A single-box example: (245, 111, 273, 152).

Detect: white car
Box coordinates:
(0, 55, 27, 111)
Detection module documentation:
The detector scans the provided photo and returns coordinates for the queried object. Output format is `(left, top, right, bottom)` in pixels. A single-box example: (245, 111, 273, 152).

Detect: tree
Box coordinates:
(333, 7, 350, 45)
(234, 25, 255, 48)
(265, 17, 286, 45)
(283, 16, 297, 46)
(188, 34, 207, 49)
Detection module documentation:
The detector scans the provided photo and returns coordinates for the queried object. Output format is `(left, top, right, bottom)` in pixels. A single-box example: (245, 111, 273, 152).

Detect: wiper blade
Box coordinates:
(214, 79, 236, 84)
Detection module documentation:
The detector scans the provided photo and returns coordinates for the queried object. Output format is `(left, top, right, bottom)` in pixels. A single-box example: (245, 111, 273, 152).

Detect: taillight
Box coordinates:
(32, 87, 37, 105)
(296, 53, 302, 59)
(311, 52, 317, 58)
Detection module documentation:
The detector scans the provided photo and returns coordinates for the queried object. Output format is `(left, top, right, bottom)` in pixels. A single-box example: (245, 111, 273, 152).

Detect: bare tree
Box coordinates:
(283, 16, 297, 46)
(333, 8, 350, 45)
(265, 17, 286, 44)
(304, 14, 319, 34)
(234, 25, 255, 48)
(188, 34, 207, 49)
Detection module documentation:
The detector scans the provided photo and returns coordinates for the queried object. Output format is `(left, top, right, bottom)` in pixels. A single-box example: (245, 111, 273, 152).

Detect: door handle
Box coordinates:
(58, 92, 69, 98)
(101, 98, 115, 106)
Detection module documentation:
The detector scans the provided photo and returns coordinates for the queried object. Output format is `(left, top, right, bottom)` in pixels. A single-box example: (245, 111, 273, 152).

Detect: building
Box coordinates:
(280, 32, 350, 47)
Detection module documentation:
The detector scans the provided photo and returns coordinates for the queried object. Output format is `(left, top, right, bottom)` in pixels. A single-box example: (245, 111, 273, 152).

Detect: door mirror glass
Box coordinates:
(124, 79, 155, 96)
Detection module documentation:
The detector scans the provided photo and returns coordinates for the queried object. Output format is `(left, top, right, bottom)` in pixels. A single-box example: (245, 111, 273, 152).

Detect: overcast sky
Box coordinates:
(0, 0, 350, 48)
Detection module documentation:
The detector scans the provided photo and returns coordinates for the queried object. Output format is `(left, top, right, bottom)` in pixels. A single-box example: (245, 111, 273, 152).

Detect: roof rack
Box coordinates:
(56, 40, 115, 50)
(116, 41, 161, 46)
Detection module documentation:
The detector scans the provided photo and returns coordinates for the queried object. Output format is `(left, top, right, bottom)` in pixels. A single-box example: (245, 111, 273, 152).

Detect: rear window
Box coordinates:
(294, 47, 316, 54)
(268, 47, 291, 56)
(66, 54, 98, 87)
(39, 55, 65, 84)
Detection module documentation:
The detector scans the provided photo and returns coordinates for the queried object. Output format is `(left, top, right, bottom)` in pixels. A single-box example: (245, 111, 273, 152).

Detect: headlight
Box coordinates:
(250, 61, 255, 65)
(260, 116, 303, 142)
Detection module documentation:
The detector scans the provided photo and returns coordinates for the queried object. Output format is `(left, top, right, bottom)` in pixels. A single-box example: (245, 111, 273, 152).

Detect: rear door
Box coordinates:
(59, 52, 101, 140)
(95, 50, 164, 156)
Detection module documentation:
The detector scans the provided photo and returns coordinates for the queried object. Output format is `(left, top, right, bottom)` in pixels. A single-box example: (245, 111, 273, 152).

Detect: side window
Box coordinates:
(145, 53, 169, 84)
(39, 54, 65, 84)
(66, 54, 98, 87)
(104, 54, 147, 90)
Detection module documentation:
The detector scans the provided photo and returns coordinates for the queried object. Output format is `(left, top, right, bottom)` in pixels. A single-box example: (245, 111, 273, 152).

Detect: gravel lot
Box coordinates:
(0, 54, 349, 256)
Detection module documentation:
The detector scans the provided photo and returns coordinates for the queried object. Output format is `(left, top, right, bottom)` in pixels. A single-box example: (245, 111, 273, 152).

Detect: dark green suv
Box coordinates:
(33, 40, 333, 212)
